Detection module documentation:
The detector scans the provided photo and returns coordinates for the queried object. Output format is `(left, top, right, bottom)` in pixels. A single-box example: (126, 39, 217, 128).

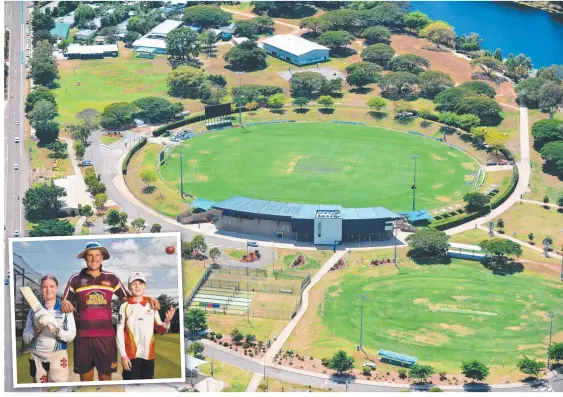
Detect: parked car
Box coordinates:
(14, 163, 19, 170)
(363, 362, 377, 369)
(16, 120, 19, 125)
(25, 73, 30, 79)
(14, 230, 19, 237)
(81, 160, 93, 166)
(247, 241, 258, 247)
(15, 137, 19, 143)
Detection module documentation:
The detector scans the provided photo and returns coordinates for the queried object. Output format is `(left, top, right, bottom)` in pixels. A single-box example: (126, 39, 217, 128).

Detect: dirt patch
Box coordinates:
(452, 296, 471, 301)
(462, 162, 477, 171)
(432, 154, 445, 161)
(189, 159, 198, 166)
(535, 311, 549, 320)
(195, 174, 209, 182)
(506, 326, 522, 331)
(439, 323, 474, 336)
(414, 329, 449, 345)
(447, 151, 459, 158)
(518, 344, 545, 351)
(436, 196, 451, 203)
(520, 314, 529, 320)
(432, 183, 443, 189)
(414, 297, 429, 305)
(286, 156, 302, 175)
(198, 150, 211, 154)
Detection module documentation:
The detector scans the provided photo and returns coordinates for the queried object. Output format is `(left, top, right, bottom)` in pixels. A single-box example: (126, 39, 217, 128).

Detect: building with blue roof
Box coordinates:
(49, 22, 70, 40)
(212, 196, 400, 244)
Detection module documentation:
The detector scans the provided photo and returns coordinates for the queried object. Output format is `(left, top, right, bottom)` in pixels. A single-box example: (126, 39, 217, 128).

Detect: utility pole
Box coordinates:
(357, 294, 368, 351)
(393, 223, 398, 269)
(547, 312, 558, 372)
(179, 138, 184, 199)
(411, 155, 419, 212)
(237, 72, 243, 125)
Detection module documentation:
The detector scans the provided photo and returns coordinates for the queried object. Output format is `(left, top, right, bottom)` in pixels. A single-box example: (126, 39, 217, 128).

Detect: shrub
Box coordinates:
(429, 387, 443, 392)
(321, 357, 330, 367)
(216, 333, 222, 339)
(243, 343, 250, 349)
(399, 369, 407, 379)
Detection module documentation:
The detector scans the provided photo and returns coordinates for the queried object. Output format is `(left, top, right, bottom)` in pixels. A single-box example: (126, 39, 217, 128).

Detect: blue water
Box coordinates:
(412, 1, 563, 68)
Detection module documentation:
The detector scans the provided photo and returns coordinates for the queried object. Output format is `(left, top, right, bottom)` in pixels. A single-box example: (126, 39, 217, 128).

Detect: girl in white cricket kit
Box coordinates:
(116, 272, 175, 380)
(23, 275, 76, 383)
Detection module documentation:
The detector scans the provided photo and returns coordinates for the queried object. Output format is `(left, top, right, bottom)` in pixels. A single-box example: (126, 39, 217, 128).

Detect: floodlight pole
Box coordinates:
(547, 312, 558, 372)
(411, 155, 420, 212)
(179, 138, 184, 199)
(237, 72, 243, 125)
(358, 294, 368, 351)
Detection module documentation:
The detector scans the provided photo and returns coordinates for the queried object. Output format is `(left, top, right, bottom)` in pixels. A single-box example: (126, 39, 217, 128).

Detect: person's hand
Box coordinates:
(61, 300, 75, 313)
(121, 356, 132, 372)
(147, 297, 160, 311)
(164, 307, 175, 325)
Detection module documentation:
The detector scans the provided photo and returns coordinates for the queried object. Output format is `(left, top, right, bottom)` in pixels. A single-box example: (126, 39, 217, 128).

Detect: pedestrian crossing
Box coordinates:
(99, 141, 120, 156)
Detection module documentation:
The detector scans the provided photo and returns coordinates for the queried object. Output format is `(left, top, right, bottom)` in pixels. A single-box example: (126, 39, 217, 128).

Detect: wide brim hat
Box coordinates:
(77, 242, 110, 260)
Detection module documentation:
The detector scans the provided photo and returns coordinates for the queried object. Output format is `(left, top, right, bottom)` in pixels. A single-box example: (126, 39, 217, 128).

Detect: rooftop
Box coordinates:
(49, 22, 70, 38)
(66, 44, 119, 55)
(132, 37, 167, 50)
(213, 196, 400, 221)
(149, 19, 183, 36)
(263, 35, 330, 56)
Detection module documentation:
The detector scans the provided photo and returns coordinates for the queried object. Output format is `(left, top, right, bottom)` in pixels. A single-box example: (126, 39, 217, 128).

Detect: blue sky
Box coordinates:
(12, 235, 181, 301)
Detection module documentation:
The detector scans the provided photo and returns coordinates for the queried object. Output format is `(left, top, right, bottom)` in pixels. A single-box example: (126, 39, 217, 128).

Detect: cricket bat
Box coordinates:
(20, 286, 57, 333)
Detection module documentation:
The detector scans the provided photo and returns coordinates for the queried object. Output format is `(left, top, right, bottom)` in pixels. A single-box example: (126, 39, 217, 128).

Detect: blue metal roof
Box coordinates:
(399, 210, 433, 223)
(378, 349, 417, 365)
(49, 22, 70, 39)
(192, 198, 217, 211)
(212, 196, 401, 221)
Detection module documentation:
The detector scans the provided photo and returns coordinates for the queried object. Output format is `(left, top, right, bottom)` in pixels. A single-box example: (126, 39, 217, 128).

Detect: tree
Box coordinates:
(253, 16, 275, 34)
(25, 86, 56, 113)
(457, 96, 502, 126)
(493, 48, 503, 61)
(100, 102, 138, 130)
(187, 341, 204, 357)
(133, 97, 177, 122)
(183, 5, 232, 28)
(405, 229, 449, 258)
(463, 192, 490, 213)
(557, 195, 563, 210)
(28, 99, 58, 124)
(29, 219, 74, 237)
(403, 11, 431, 33)
(356, 2, 408, 30)
(118, 211, 129, 230)
(150, 223, 162, 233)
(131, 218, 146, 233)
(199, 29, 218, 55)
(191, 235, 207, 256)
(455, 33, 482, 52)
(549, 343, 563, 363)
(457, 81, 496, 98)
(167, 65, 206, 99)
(457, 114, 481, 131)
(537, 65, 563, 83)
(290, 72, 329, 99)
(531, 119, 563, 150)
(497, 218, 505, 229)
(317, 95, 334, 109)
(484, 129, 509, 153)
(104, 209, 123, 231)
(245, 333, 256, 344)
(209, 247, 221, 263)
(528, 232, 535, 243)
(123, 31, 141, 47)
(224, 41, 267, 71)
(419, 21, 456, 48)
(346, 64, 382, 89)
(515, 77, 548, 108)
(94, 193, 108, 213)
(408, 364, 435, 382)
(367, 96, 387, 114)
(23, 183, 66, 223)
(74, 4, 96, 28)
(292, 97, 309, 110)
(389, 54, 431, 75)
(470, 56, 507, 78)
(185, 308, 207, 334)
(504, 53, 533, 82)
(80, 204, 93, 222)
(461, 360, 490, 382)
(234, 20, 259, 38)
(34, 120, 60, 144)
(480, 238, 523, 266)
(66, 121, 93, 145)
(166, 27, 201, 62)
(139, 169, 157, 188)
(299, 17, 330, 36)
(232, 84, 283, 103)
(538, 81, 563, 118)
(46, 140, 68, 159)
(267, 93, 286, 109)
(517, 357, 544, 378)
(361, 44, 395, 68)
(181, 241, 193, 258)
(327, 350, 355, 374)
(231, 329, 244, 344)
(378, 72, 421, 100)
(317, 30, 354, 51)
(419, 70, 455, 99)
(319, 9, 359, 31)
(540, 141, 563, 175)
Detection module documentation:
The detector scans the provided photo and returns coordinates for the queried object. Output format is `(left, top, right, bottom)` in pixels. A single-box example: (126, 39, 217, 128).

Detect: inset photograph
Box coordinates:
(9, 233, 184, 388)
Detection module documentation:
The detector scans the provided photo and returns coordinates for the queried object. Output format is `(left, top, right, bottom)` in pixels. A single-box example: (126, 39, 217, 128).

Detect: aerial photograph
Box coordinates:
(2, 0, 563, 393)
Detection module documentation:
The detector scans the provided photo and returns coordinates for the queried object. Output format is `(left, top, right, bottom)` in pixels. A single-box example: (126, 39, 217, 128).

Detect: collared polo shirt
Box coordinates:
(63, 268, 128, 337)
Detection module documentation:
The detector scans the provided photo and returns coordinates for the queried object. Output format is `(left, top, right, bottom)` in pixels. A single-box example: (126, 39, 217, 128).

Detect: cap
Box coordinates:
(128, 272, 146, 284)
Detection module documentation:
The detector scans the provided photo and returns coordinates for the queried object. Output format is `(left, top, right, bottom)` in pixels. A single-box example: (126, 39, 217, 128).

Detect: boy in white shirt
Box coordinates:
(116, 272, 175, 380)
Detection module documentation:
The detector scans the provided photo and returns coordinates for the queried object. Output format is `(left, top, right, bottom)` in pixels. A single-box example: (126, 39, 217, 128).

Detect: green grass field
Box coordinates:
(16, 333, 182, 384)
(160, 123, 479, 211)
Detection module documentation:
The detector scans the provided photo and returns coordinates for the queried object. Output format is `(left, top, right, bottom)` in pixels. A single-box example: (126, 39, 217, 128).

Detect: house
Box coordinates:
(74, 29, 97, 41)
(132, 37, 168, 55)
(263, 35, 330, 66)
(65, 44, 119, 59)
(132, 19, 183, 55)
(219, 23, 236, 40)
(56, 12, 75, 27)
(232, 37, 249, 45)
(49, 22, 70, 40)
(146, 19, 183, 39)
(116, 17, 131, 35)
(40, 1, 60, 14)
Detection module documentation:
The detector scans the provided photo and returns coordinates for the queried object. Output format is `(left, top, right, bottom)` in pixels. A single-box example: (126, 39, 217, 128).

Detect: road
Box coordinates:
(4, 1, 32, 392)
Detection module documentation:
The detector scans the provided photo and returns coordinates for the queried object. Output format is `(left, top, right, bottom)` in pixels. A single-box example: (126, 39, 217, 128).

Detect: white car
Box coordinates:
(10, 93, 13, 98)
(14, 230, 19, 237)
(15, 137, 19, 143)
(14, 164, 18, 170)
(16, 121, 19, 125)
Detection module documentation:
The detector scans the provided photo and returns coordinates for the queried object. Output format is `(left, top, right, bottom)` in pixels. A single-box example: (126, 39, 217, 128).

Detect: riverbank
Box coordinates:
(516, 1, 563, 15)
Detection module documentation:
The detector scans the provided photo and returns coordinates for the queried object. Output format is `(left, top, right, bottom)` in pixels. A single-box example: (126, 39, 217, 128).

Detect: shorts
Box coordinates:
(73, 336, 118, 375)
(122, 358, 155, 380)
(29, 350, 69, 383)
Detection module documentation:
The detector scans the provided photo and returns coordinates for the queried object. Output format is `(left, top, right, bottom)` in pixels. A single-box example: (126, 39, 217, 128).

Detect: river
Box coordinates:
(412, 1, 563, 68)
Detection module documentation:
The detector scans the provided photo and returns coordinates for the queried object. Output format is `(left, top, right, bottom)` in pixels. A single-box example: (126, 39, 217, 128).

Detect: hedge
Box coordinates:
(430, 210, 484, 231)
(122, 137, 148, 175)
(491, 166, 519, 209)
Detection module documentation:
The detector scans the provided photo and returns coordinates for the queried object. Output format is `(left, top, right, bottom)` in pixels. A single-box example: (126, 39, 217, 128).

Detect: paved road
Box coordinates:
(4, 2, 32, 392)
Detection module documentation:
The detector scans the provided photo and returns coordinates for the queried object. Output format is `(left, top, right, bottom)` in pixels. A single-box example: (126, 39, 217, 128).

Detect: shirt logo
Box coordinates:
(85, 291, 108, 306)
(111, 361, 117, 369)
(101, 281, 112, 287)
(80, 278, 88, 286)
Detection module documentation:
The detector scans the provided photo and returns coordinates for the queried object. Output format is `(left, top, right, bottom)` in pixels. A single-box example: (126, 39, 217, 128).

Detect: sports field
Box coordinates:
(160, 123, 479, 210)
(286, 251, 563, 377)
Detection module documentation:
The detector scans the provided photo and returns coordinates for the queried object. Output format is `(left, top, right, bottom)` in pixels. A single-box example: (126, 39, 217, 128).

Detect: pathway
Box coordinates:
(63, 137, 92, 207)
(74, 216, 84, 236)
(521, 199, 561, 209)
(246, 372, 264, 392)
(221, 8, 300, 29)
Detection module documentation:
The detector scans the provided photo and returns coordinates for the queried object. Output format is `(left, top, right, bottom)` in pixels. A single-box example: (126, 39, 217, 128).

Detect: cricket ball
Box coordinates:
(165, 245, 176, 255)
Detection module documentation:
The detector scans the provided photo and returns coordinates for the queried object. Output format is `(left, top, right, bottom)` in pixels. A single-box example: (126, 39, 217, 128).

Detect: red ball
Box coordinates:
(165, 246, 176, 255)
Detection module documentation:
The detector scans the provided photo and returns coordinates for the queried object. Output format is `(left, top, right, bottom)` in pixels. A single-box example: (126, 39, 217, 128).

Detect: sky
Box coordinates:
(12, 235, 181, 302)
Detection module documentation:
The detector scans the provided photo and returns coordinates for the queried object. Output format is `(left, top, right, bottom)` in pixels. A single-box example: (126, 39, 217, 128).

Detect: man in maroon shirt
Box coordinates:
(61, 242, 160, 382)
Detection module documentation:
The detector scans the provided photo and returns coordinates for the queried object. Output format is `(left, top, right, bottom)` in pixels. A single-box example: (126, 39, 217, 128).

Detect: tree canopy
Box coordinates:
(167, 65, 206, 99)
(456, 96, 502, 126)
(361, 43, 395, 68)
(223, 41, 267, 71)
(517, 357, 544, 378)
(378, 72, 421, 100)
(23, 183, 66, 223)
(327, 350, 355, 374)
(25, 86, 56, 113)
(166, 27, 201, 62)
(540, 141, 563, 176)
(538, 81, 563, 118)
(133, 97, 181, 122)
(480, 238, 523, 265)
(403, 11, 431, 33)
(419, 21, 456, 48)
(361, 26, 391, 44)
(185, 308, 207, 334)
(290, 72, 340, 99)
(31, 40, 59, 87)
(183, 5, 232, 28)
(389, 54, 431, 74)
(463, 192, 491, 213)
(419, 70, 455, 99)
(455, 33, 482, 52)
(346, 62, 382, 88)
(515, 77, 548, 108)
(317, 30, 354, 50)
(29, 219, 74, 237)
(406, 229, 449, 258)
(100, 102, 138, 130)
(531, 119, 563, 150)
(460, 360, 490, 382)
(470, 56, 507, 78)
(408, 364, 435, 382)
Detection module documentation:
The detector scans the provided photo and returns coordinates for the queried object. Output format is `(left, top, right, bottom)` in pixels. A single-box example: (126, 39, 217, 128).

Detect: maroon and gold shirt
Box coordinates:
(63, 268, 128, 338)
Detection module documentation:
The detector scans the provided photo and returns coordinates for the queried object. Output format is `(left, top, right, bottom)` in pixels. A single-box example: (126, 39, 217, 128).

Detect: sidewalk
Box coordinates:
(245, 372, 264, 392)
(63, 137, 92, 207)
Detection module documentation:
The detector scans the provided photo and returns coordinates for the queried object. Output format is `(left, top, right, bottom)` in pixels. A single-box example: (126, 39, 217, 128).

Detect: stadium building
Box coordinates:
(212, 196, 400, 244)
(263, 35, 330, 66)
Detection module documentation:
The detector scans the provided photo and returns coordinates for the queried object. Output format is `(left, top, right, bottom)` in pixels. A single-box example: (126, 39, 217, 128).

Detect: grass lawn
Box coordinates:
(16, 333, 182, 384)
(284, 247, 563, 381)
(260, 378, 330, 392)
(198, 358, 253, 392)
(183, 259, 207, 299)
(480, 170, 512, 194)
(268, 249, 332, 278)
(223, 248, 246, 261)
(99, 134, 121, 145)
(124, 143, 191, 218)
(26, 139, 73, 178)
(206, 314, 288, 343)
(489, 203, 563, 249)
(160, 122, 478, 211)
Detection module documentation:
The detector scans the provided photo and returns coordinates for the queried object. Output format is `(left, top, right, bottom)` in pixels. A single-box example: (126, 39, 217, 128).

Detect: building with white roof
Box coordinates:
(146, 19, 183, 39)
(262, 35, 330, 66)
(54, 176, 79, 215)
(131, 19, 183, 55)
(65, 44, 119, 59)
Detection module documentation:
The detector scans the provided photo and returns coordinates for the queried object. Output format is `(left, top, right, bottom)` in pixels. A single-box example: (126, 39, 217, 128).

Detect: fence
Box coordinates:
(185, 266, 213, 307)
(216, 266, 267, 278)
(204, 278, 296, 294)
(291, 274, 312, 318)
(197, 304, 294, 320)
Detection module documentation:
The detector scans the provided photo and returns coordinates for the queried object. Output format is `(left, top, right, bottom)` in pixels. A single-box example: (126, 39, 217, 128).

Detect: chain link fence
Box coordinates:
(216, 266, 268, 278)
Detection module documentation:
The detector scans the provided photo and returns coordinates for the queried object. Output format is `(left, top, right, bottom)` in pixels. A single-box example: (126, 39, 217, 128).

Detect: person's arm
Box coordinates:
(116, 303, 132, 372)
(56, 313, 76, 343)
(114, 277, 129, 301)
(61, 276, 76, 313)
(23, 310, 38, 345)
(154, 307, 175, 335)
